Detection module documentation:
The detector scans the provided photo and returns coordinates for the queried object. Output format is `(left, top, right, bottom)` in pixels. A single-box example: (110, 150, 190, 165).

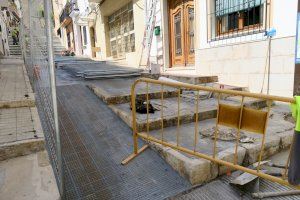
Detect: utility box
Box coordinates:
(150, 63, 160, 74)
(154, 26, 161, 36)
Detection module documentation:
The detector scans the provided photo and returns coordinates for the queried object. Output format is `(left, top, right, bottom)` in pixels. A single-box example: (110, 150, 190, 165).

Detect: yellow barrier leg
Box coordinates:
(121, 145, 149, 165)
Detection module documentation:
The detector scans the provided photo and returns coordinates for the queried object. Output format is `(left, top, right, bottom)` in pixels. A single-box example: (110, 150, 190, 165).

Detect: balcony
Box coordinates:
(59, 2, 72, 27)
(69, 0, 80, 18)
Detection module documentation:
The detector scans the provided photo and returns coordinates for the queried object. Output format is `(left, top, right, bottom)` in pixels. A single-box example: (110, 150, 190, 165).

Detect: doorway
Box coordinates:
(90, 27, 96, 58)
(169, 0, 195, 67)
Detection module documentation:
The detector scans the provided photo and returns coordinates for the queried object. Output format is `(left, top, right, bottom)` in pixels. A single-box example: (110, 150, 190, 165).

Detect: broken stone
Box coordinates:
(199, 127, 255, 143)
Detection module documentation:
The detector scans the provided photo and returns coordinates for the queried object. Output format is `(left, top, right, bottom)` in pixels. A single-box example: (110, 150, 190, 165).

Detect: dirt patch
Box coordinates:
(200, 127, 254, 143)
(283, 113, 295, 124)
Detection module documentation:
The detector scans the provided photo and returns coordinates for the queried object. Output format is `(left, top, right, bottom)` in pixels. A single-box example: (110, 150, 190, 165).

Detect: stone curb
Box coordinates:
(144, 129, 294, 185)
(88, 84, 178, 105)
(0, 139, 45, 161)
(0, 99, 35, 109)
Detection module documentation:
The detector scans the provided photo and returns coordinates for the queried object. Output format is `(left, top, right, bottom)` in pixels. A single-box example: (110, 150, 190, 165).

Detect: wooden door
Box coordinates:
(169, 0, 195, 67)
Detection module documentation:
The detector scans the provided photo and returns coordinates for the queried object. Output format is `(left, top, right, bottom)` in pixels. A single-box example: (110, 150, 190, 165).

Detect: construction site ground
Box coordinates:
(54, 57, 300, 199)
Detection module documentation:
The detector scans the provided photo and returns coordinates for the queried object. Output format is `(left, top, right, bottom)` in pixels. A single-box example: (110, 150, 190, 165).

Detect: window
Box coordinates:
(108, 2, 135, 58)
(209, 0, 267, 41)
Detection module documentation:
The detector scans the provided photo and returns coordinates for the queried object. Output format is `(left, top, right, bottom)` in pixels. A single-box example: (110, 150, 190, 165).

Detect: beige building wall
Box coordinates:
(196, 37, 296, 97)
(194, 0, 297, 97)
(94, 0, 145, 67)
(52, 0, 68, 49)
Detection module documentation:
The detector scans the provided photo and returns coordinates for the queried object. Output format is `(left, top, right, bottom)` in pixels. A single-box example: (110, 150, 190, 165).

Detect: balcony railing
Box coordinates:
(59, 2, 71, 24)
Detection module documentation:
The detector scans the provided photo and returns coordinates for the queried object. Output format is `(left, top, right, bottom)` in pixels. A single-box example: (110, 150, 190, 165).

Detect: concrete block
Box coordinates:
(217, 146, 246, 175)
(150, 142, 218, 185)
(0, 139, 45, 161)
(277, 130, 294, 150)
(242, 135, 281, 165)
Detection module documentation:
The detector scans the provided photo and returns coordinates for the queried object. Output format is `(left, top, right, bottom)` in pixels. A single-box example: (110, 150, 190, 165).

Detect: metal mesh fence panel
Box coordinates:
(19, 0, 63, 196)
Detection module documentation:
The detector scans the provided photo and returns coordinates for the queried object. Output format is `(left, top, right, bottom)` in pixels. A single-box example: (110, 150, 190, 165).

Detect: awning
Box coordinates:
(216, 0, 266, 17)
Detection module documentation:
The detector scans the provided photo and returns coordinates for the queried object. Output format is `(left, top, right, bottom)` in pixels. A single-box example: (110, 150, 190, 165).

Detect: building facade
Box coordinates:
(0, 9, 10, 56)
(52, 0, 298, 97)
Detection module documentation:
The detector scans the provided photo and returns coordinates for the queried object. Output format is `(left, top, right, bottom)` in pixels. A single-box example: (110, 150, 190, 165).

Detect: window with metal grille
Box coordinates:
(207, 0, 268, 41)
(108, 2, 135, 58)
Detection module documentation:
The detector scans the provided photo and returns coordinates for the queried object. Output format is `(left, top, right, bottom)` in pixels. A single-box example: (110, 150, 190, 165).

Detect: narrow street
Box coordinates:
(1, 0, 300, 199)
(56, 82, 190, 199)
(55, 58, 299, 200)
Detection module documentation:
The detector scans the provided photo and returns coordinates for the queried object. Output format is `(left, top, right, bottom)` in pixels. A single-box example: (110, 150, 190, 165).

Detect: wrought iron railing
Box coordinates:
(207, 0, 269, 41)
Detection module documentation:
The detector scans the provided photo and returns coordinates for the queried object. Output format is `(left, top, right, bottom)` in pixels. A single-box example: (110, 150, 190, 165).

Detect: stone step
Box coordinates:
(108, 96, 267, 132)
(162, 73, 218, 85)
(144, 104, 294, 185)
(88, 78, 179, 104)
(106, 59, 129, 67)
(0, 58, 23, 64)
(109, 97, 218, 132)
(0, 98, 35, 109)
(9, 49, 21, 52)
(0, 107, 45, 161)
(211, 83, 248, 99)
(9, 46, 21, 49)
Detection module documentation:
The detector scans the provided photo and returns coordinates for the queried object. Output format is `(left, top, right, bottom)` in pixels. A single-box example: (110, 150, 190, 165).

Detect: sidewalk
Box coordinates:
(0, 59, 44, 160)
(0, 57, 60, 199)
(0, 151, 60, 200)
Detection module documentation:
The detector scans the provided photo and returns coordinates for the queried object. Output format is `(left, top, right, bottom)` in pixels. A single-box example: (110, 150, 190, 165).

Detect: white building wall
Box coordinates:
(82, 26, 92, 57)
(149, 0, 164, 65)
(0, 11, 10, 56)
(195, 0, 298, 97)
(73, 23, 82, 56)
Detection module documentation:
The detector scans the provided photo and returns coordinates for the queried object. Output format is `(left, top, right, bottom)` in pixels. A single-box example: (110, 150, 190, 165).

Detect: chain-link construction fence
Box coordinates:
(18, 0, 63, 196)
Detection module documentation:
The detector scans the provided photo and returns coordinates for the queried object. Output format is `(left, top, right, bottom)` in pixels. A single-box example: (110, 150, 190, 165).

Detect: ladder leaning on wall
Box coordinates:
(139, 0, 158, 70)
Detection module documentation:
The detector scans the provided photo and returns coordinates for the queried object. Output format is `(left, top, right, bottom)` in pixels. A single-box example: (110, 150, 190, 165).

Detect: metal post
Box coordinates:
(28, 0, 34, 69)
(18, 2, 26, 62)
(267, 36, 271, 95)
(294, 0, 300, 95)
(43, 0, 63, 196)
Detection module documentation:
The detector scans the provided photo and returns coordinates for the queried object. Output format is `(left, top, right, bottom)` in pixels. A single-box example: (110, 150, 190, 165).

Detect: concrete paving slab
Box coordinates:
(88, 78, 178, 104)
(0, 151, 60, 200)
(0, 64, 35, 108)
(0, 107, 45, 161)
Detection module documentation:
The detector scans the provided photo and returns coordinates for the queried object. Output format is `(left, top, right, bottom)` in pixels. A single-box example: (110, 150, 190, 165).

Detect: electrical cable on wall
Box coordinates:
(260, 36, 271, 94)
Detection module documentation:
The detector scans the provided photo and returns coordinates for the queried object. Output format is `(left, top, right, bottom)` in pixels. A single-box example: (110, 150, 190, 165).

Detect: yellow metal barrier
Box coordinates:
(122, 78, 299, 189)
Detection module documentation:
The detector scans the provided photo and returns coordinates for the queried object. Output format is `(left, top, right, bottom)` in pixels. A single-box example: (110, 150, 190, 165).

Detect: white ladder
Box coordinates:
(139, 0, 158, 69)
